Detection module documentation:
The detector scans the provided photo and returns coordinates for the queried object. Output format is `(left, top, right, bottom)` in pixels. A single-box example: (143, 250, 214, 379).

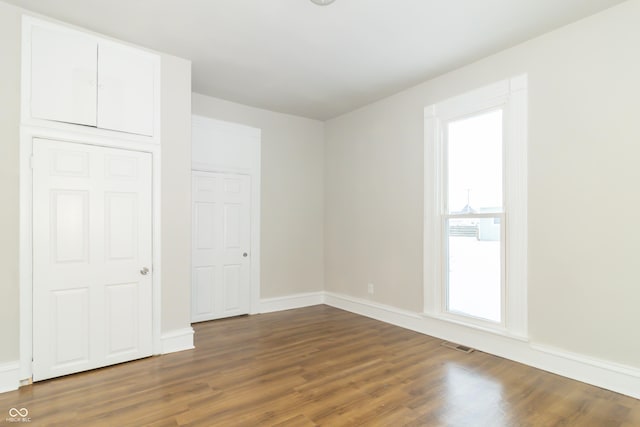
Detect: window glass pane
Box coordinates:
(447, 217, 501, 322)
(447, 109, 503, 214)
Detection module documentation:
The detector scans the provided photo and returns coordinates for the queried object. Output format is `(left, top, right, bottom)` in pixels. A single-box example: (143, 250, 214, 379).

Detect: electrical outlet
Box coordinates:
(367, 283, 374, 294)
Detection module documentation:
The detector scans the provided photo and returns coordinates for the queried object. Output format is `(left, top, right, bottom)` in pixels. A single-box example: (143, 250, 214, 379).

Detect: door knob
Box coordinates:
(243, 253, 248, 257)
(140, 267, 150, 275)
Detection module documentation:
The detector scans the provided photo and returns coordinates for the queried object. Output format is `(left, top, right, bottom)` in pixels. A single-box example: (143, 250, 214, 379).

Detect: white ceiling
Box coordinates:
(5, 0, 626, 120)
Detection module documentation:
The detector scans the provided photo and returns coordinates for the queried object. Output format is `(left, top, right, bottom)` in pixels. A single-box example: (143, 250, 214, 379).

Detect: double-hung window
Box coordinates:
(424, 76, 528, 337)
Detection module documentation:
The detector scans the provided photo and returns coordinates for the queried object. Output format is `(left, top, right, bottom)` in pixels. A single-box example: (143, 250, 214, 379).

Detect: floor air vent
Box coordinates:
(441, 341, 475, 353)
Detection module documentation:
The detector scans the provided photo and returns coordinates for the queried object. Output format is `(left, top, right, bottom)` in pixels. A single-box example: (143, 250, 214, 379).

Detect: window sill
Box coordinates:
(422, 311, 529, 343)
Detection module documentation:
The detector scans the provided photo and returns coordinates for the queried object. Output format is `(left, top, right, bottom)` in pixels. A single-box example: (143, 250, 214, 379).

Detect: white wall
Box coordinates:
(0, 0, 22, 365)
(325, 0, 640, 369)
(192, 94, 325, 299)
(161, 55, 192, 333)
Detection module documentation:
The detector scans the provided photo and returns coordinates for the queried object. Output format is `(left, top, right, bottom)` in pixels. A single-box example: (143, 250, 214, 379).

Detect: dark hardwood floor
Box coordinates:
(1, 305, 638, 426)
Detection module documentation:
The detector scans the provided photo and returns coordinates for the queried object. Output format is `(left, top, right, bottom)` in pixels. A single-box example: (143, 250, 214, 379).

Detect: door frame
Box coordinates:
(191, 115, 261, 316)
(19, 126, 163, 382)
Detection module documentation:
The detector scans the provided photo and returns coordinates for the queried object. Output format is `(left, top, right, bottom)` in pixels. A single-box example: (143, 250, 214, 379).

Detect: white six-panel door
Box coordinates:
(32, 138, 153, 381)
(192, 171, 251, 322)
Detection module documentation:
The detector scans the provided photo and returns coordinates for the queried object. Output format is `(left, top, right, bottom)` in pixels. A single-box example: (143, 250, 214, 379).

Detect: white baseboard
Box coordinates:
(0, 361, 20, 394)
(4, 292, 638, 399)
(324, 291, 640, 400)
(160, 328, 195, 355)
(259, 291, 324, 314)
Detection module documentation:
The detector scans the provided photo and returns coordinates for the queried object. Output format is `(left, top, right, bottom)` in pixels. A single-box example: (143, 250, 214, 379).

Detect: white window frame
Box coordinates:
(424, 75, 528, 339)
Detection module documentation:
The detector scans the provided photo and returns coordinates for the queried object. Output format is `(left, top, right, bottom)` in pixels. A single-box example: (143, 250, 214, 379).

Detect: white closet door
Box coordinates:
(30, 25, 97, 126)
(192, 171, 251, 322)
(32, 138, 153, 381)
(97, 42, 155, 136)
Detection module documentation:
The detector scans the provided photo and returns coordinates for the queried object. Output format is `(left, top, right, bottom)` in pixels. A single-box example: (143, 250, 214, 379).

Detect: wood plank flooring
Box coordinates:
(1, 305, 638, 426)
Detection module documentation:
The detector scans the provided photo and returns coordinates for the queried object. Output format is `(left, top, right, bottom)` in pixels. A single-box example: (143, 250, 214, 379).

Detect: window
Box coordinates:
(424, 76, 528, 337)
(446, 109, 504, 323)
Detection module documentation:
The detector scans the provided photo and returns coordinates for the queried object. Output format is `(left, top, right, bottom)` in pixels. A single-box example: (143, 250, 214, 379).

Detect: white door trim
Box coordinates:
(19, 125, 162, 382)
(191, 115, 261, 315)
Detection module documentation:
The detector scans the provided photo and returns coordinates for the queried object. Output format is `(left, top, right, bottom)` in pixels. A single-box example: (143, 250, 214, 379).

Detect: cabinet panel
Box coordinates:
(31, 25, 98, 127)
(97, 43, 155, 137)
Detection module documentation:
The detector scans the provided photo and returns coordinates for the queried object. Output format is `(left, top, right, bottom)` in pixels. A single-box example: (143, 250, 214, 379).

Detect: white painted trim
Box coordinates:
(18, 129, 33, 382)
(161, 328, 195, 355)
(259, 292, 325, 314)
(19, 127, 163, 381)
(250, 143, 261, 316)
(423, 106, 442, 316)
(324, 292, 640, 399)
(192, 115, 260, 138)
(0, 362, 20, 394)
(425, 79, 510, 121)
(191, 115, 262, 318)
(503, 75, 528, 338)
(152, 152, 163, 357)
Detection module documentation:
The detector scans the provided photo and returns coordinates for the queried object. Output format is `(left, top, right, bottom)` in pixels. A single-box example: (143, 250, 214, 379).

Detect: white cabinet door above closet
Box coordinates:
(30, 25, 97, 127)
(97, 43, 155, 137)
(25, 17, 159, 139)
